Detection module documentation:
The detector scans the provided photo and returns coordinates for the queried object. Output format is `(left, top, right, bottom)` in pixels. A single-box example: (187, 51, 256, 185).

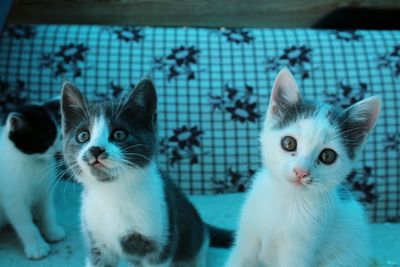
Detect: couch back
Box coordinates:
(0, 25, 399, 222)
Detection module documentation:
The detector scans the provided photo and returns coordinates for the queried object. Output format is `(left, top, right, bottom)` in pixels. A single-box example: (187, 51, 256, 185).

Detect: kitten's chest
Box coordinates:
(251, 175, 327, 234)
(82, 185, 167, 253)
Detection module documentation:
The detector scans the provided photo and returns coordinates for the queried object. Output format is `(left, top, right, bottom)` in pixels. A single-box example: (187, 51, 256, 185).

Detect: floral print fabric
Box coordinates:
(0, 25, 399, 222)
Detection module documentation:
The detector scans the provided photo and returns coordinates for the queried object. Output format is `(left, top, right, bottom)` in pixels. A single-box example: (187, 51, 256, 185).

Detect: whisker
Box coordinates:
(121, 152, 151, 161)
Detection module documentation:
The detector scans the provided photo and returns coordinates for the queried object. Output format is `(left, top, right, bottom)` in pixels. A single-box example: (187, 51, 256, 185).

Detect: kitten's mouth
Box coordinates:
(87, 158, 107, 168)
(86, 161, 116, 182)
(91, 160, 105, 168)
(291, 177, 313, 186)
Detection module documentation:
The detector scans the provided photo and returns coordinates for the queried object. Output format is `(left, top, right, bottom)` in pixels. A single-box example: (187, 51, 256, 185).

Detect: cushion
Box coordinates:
(0, 25, 399, 222)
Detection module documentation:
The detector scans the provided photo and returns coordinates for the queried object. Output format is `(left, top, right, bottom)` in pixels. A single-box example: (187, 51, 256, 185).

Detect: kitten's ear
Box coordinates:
(43, 98, 61, 123)
(266, 68, 301, 122)
(60, 82, 87, 132)
(127, 79, 157, 112)
(126, 79, 157, 126)
(339, 96, 381, 154)
(44, 98, 60, 113)
(7, 112, 26, 132)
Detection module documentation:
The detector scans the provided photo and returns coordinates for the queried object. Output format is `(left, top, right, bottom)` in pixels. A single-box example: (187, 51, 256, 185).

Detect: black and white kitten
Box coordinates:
(0, 101, 65, 259)
(60, 80, 232, 267)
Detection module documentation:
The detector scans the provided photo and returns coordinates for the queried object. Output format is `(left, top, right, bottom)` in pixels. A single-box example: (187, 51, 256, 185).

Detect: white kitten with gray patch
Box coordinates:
(225, 68, 380, 267)
(60, 80, 232, 267)
(0, 102, 65, 259)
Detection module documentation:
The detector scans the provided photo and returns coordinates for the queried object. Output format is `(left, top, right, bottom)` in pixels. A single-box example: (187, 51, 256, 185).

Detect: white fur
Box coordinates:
(0, 118, 65, 259)
(225, 69, 376, 267)
(82, 161, 169, 266)
(225, 168, 369, 267)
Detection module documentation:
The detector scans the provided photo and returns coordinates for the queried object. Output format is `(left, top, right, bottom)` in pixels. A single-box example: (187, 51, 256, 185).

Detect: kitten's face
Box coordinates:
(61, 80, 157, 183)
(4, 103, 60, 157)
(261, 68, 380, 192)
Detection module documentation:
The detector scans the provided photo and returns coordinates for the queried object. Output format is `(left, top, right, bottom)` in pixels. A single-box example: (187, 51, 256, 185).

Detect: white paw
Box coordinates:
(24, 240, 50, 259)
(44, 225, 66, 243)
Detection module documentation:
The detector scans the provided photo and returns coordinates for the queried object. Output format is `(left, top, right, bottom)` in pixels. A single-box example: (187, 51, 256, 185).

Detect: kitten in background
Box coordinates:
(60, 79, 232, 267)
(0, 101, 65, 259)
(225, 68, 380, 267)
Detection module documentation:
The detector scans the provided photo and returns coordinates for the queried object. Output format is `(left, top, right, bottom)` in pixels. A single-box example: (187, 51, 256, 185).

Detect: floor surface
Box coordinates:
(0, 181, 399, 267)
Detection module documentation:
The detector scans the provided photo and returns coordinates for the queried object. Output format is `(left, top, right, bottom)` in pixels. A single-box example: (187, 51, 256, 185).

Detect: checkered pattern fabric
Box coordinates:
(0, 25, 399, 222)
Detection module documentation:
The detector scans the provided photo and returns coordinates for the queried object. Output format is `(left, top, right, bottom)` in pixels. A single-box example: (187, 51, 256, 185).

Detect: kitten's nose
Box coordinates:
(293, 167, 310, 181)
(89, 146, 105, 158)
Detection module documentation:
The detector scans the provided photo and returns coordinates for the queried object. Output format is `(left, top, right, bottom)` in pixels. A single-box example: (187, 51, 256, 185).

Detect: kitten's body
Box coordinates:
(229, 169, 369, 267)
(225, 69, 380, 267)
(61, 80, 231, 267)
(0, 103, 65, 259)
(82, 160, 209, 267)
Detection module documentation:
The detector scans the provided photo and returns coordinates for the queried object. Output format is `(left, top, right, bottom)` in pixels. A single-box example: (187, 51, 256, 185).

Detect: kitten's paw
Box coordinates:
(44, 225, 66, 243)
(24, 240, 50, 259)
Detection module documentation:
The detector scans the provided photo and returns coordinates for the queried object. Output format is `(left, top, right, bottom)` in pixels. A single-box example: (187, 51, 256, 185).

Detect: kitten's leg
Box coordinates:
(138, 260, 171, 267)
(319, 253, 369, 267)
(274, 238, 316, 267)
(85, 245, 119, 267)
(195, 238, 209, 267)
(4, 203, 50, 259)
(84, 228, 119, 267)
(36, 192, 65, 242)
(224, 230, 260, 267)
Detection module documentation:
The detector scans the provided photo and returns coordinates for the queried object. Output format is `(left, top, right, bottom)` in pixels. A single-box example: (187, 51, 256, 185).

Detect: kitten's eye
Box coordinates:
(77, 130, 90, 143)
(112, 130, 128, 142)
(319, 149, 337, 165)
(281, 136, 297, 152)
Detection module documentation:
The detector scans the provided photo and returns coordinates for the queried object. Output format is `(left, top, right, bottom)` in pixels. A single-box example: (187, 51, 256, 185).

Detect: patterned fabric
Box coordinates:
(0, 25, 399, 222)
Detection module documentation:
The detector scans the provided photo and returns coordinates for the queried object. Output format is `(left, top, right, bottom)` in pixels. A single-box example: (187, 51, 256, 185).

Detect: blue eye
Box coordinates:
(112, 130, 128, 141)
(77, 130, 90, 143)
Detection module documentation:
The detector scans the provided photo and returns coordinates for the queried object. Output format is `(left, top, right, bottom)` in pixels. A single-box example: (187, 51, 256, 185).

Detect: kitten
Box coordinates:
(60, 79, 232, 267)
(225, 68, 380, 267)
(0, 101, 65, 259)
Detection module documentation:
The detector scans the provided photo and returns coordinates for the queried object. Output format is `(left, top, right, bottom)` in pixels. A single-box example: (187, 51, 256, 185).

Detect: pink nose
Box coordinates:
(293, 167, 310, 181)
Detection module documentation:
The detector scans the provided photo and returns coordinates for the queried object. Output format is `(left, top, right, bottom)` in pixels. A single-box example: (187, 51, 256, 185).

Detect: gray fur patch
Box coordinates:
(90, 246, 102, 266)
(61, 81, 157, 183)
(327, 106, 367, 160)
(272, 100, 317, 129)
(120, 233, 157, 256)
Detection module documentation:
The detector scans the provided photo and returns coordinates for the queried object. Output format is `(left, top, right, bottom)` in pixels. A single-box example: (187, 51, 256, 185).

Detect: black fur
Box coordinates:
(43, 98, 62, 124)
(7, 104, 57, 154)
(120, 233, 157, 256)
(159, 175, 206, 263)
(207, 224, 234, 247)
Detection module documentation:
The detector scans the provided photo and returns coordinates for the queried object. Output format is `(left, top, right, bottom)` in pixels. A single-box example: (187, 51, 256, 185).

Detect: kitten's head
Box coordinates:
(261, 68, 381, 191)
(60, 79, 157, 183)
(3, 101, 60, 157)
